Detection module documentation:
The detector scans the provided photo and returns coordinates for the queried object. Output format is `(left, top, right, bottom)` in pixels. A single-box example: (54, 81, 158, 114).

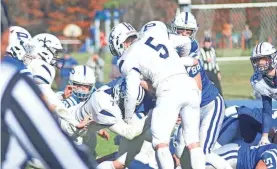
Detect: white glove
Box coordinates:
(259, 136, 270, 145)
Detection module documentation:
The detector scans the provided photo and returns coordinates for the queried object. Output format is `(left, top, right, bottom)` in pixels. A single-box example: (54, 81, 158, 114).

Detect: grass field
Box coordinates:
(65, 50, 254, 157)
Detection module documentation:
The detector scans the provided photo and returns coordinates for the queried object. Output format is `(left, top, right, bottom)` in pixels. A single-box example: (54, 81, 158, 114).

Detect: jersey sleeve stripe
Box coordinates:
(41, 65, 52, 78)
(132, 67, 141, 74)
(33, 75, 50, 84)
(99, 110, 116, 118)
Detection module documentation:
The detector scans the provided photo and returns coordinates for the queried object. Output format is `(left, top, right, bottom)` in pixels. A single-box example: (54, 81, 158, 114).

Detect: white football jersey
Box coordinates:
(251, 73, 277, 100)
(169, 33, 191, 57)
(119, 31, 187, 91)
(28, 59, 79, 126)
(28, 59, 55, 86)
(72, 85, 122, 125)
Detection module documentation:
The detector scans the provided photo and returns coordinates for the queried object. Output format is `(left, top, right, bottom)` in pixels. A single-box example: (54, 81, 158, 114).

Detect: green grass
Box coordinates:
(219, 60, 254, 99)
(216, 48, 252, 57)
(95, 132, 118, 158)
(67, 52, 254, 157)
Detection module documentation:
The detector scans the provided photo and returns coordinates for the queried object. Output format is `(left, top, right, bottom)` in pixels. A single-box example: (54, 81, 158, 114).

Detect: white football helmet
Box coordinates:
(32, 33, 64, 67)
(250, 42, 277, 74)
(6, 26, 33, 61)
(109, 22, 138, 57)
(69, 65, 96, 101)
(140, 21, 169, 40)
(171, 12, 198, 39)
(112, 77, 145, 110)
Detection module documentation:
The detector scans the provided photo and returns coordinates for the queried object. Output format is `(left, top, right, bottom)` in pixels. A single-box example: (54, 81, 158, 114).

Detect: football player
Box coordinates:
(28, 33, 84, 129)
(4, 26, 33, 76)
(56, 65, 109, 168)
(207, 143, 277, 169)
(96, 77, 156, 169)
(250, 42, 277, 145)
(56, 65, 96, 108)
(109, 21, 204, 169)
(217, 106, 277, 146)
(171, 11, 226, 168)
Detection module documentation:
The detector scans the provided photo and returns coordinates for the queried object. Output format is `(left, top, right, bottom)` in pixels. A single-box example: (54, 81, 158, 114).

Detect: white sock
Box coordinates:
(155, 147, 174, 169)
(96, 161, 115, 169)
(190, 147, 205, 169)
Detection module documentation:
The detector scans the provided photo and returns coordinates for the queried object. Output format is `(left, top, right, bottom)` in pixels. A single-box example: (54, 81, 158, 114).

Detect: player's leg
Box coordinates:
(151, 91, 182, 169)
(179, 89, 205, 169)
(200, 95, 234, 168)
(216, 106, 240, 146)
(130, 141, 158, 169)
(238, 114, 262, 145)
(96, 130, 150, 169)
(97, 112, 151, 169)
(118, 129, 151, 167)
(200, 95, 225, 154)
(212, 143, 239, 168)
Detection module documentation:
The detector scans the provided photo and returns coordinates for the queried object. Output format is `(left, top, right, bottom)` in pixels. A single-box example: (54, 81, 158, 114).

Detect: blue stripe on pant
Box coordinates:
(203, 95, 225, 154)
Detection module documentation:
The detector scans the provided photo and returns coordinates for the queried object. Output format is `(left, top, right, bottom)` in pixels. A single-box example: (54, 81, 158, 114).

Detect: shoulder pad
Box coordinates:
(29, 59, 55, 85)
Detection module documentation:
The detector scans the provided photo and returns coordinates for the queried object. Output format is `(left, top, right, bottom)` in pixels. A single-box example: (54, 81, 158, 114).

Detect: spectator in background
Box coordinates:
(99, 32, 108, 59)
(222, 22, 233, 48)
(86, 53, 105, 88)
(242, 25, 252, 49)
(110, 56, 121, 80)
(200, 37, 223, 96)
(57, 52, 78, 90)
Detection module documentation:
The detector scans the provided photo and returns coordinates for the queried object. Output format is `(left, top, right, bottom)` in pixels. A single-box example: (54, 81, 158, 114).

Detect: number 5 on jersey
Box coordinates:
(145, 37, 169, 59)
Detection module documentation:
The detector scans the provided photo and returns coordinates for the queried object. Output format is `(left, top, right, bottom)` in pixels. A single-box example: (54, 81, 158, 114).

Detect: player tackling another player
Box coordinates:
(2, 8, 277, 169)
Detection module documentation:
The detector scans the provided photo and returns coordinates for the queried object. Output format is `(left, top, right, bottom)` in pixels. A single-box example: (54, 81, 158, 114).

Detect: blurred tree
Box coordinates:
(48, 0, 108, 40)
(121, 0, 178, 29)
(6, 0, 109, 40)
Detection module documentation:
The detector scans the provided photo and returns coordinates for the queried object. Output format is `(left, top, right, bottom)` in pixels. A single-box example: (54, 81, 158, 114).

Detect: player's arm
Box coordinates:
(194, 70, 202, 90)
(255, 160, 267, 169)
(185, 59, 203, 91)
(180, 57, 199, 66)
(140, 80, 154, 93)
(108, 114, 150, 140)
(124, 69, 141, 122)
(118, 59, 141, 122)
(39, 84, 80, 127)
(261, 95, 273, 138)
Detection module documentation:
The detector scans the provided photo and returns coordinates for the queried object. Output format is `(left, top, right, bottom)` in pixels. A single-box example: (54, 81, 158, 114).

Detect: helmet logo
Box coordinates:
(16, 32, 29, 41)
(122, 22, 135, 31)
(38, 37, 51, 48)
(143, 22, 156, 32)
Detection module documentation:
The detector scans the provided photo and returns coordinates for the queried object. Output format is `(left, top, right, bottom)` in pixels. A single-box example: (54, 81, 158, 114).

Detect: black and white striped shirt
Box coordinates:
(200, 47, 220, 74)
(1, 63, 94, 169)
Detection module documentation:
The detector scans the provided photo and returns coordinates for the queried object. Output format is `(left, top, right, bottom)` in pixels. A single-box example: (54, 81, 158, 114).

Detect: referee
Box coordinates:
(200, 37, 223, 96)
(1, 1, 94, 169)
